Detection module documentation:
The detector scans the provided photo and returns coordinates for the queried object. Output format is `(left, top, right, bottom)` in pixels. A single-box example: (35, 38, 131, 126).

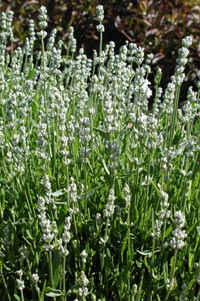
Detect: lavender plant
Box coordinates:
(0, 5, 200, 301)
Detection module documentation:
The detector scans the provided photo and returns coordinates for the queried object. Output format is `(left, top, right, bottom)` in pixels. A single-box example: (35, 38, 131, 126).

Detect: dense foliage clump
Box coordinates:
(0, 4, 200, 301)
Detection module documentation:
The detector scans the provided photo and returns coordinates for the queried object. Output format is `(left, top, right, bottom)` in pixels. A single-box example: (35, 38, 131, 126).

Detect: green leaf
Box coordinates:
(188, 251, 194, 272)
(150, 181, 161, 196)
(28, 68, 35, 80)
(80, 185, 103, 200)
(144, 256, 150, 270)
(164, 225, 173, 238)
(91, 292, 97, 301)
(94, 127, 110, 140)
(188, 278, 196, 290)
(172, 141, 187, 157)
(41, 280, 47, 298)
(26, 229, 34, 240)
(187, 222, 196, 235)
(45, 288, 63, 297)
(126, 152, 135, 163)
(136, 249, 160, 257)
(102, 159, 110, 175)
(51, 189, 66, 197)
(14, 294, 21, 301)
(120, 232, 128, 261)
(196, 226, 200, 236)
(163, 260, 169, 283)
(53, 251, 61, 288)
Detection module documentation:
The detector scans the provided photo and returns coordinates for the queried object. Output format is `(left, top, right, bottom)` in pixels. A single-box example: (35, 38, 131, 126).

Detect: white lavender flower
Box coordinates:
(182, 36, 193, 48)
(77, 271, 89, 298)
(79, 116, 92, 158)
(160, 80, 176, 115)
(80, 249, 88, 264)
(6, 11, 14, 41)
(170, 210, 187, 249)
(16, 279, 25, 291)
(152, 185, 170, 238)
(37, 196, 57, 251)
(181, 87, 198, 125)
(16, 270, 25, 291)
(32, 273, 39, 284)
(67, 178, 77, 203)
(96, 5, 104, 23)
(174, 37, 192, 85)
(103, 92, 119, 132)
(29, 19, 35, 45)
(123, 183, 131, 208)
(38, 6, 48, 30)
(104, 188, 115, 218)
(47, 28, 57, 51)
(58, 216, 71, 256)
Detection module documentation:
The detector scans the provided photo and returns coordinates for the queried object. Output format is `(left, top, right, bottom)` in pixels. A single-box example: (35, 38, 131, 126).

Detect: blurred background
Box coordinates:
(0, 0, 200, 100)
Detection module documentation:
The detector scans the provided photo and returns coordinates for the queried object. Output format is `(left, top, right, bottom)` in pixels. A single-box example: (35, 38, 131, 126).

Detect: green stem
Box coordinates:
(126, 207, 132, 301)
(127, 208, 131, 262)
(196, 288, 200, 301)
(136, 269, 144, 301)
(41, 37, 46, 74)
(90, 115, 95, 171)
(49, 251, 56, 301)
(151, 210, 156, 276)
(49, 251, 54, 286)
(99, 26, 103, 56)
(144, 154, 151, 227)
(62, 256, 66, 301)
(162, 219, 167, 244)
(41, 36, 51, 161)
(84, 154, 88, 216)
(168, 84, 181, 147)
(165, 248, 178, 301)
(0, 269, 11, 301)
(35, 286, 41, 301)
(100, 218, 109, 286)
(20, 289, 25, 301)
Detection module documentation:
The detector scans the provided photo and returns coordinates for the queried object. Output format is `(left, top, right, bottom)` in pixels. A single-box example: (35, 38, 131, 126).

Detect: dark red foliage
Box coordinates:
(0, 0, 199, 96)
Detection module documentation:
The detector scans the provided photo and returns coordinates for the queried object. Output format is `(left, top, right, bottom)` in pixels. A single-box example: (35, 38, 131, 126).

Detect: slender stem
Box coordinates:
(99, 26, 103, 56)
(151, 209, 156, 277)
(49, 251, 54, 286)
(126, 207, 132, 301)
(168, 84, 181, 147)
(127, 208, 131, 262)
(40, 36, 51, 161)
(100, 218, 109, 286)
(0, 269, 11, 301)
(41, 37, 46, 74)
(90, 115, 95, 171)
(49, 251, 56, 301)
(165, 248, 178, 301)
(143, 153, 151, 228)
(196, 288, 200, 301)
(62, 256, 66, 301)
(35, 286, 41, 301)
(20, 289, 25, 301)
(84, 153, 88, 216)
